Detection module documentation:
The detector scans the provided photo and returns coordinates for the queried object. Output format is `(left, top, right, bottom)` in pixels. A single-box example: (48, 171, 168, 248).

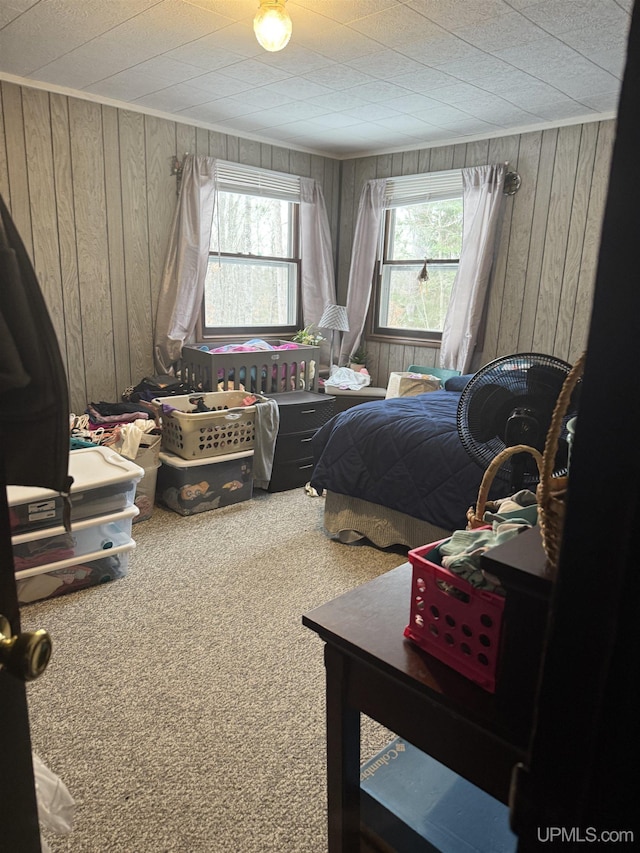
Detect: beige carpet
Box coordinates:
(21, 488, 407, 852)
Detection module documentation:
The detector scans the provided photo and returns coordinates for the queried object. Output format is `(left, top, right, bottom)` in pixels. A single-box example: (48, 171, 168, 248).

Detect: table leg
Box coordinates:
(325, 644, 361, 852)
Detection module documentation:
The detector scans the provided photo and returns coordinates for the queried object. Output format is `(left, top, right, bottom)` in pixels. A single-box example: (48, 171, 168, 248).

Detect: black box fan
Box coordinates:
(456, 353, 580, 491)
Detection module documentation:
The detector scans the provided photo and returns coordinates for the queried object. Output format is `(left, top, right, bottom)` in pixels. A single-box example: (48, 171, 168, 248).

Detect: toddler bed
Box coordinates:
(310, 377, 509, 550)
(180, 339, 320, 394)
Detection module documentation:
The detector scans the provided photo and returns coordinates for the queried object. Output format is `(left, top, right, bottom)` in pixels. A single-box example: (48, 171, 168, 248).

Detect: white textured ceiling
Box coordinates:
(0, 0, 632, 158)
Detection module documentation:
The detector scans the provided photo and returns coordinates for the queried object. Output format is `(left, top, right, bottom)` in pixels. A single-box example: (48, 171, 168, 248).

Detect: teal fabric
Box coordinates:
(406, 365, 461, 383)
(438, 519, 533, 593)
(70, 438, 97, 450)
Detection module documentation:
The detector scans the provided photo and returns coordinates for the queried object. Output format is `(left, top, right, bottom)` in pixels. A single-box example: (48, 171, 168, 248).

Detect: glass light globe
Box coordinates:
(253, 1, 292, 52)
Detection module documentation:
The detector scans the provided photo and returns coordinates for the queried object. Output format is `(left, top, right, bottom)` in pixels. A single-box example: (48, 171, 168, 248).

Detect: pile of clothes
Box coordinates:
(157, 393, 260, 415)
(69, 402, 160, 452)
(437, 490, 539, 594)
(68, 376, 183, 522)
(70, 374, 198, 451)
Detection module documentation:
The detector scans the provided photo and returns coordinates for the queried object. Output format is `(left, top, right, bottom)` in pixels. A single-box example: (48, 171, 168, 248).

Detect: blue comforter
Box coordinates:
(311, 391, 507, 532)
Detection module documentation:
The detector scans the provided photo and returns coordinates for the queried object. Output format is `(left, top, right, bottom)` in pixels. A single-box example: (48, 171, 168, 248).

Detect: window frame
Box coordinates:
(197, 163, 303, 343)
(369, 170, 463, 346)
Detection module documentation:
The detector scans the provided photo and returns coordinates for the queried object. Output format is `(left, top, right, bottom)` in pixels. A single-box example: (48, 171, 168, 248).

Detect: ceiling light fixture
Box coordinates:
(253, 0, 292, 52)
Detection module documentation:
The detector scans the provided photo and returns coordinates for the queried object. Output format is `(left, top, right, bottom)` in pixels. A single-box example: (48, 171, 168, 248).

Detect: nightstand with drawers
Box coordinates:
(265, 391, 335, 492)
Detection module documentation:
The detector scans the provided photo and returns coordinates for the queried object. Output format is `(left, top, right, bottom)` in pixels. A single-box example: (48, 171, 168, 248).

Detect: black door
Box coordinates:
(0, 190, 72, 853)
(510, 1, 640, 847)
(0, 474, 43, 851)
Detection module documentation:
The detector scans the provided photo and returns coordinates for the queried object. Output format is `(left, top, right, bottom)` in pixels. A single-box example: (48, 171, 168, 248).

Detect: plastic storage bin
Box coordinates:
(361, 737, 516, 852)
(155, 391, 264, 461)
(156, 450, 253, 516)
(134, 461, 160, 522)
(15, 541, 136, 605)
(7, 446, 144, 534)
(131, 434, 162, 522)
(404, 539, 506, 692)
(180, 341, 320, 393)
(11, 505, 139, 573)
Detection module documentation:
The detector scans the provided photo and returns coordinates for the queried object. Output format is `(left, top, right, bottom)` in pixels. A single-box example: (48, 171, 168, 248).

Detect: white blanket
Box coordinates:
(325, 366, 371, 391)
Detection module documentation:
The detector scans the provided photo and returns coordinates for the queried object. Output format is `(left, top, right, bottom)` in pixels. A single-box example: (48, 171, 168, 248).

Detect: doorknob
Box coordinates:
(0, 614, 52, 681)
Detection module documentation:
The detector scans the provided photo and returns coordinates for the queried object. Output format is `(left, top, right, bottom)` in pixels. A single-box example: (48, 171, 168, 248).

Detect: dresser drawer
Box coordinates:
(265, 391, 335, 492)
(274, 430, 316, 464)
(267, 391, 335, 433)
(267, 458, 315, 493)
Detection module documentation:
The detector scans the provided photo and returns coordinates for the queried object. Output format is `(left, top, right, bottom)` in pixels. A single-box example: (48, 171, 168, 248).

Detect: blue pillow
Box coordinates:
(445, 374, 474, 391)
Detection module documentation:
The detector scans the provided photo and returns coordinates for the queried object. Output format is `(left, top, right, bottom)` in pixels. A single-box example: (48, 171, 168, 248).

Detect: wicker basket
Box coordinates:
(535, 352, 585, 576)
(467, 444, 544, 530)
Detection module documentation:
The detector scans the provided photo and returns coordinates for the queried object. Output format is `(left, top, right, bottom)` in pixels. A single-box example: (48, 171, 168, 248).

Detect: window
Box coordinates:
(201, 162, 301, 338)
(373, 170, 463, 342)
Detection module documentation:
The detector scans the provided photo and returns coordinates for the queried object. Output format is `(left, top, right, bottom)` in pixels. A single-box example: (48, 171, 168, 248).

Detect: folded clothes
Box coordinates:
(89, 401, 151, 416)
(14, 548, 75, 571)
(202, 338, 301, 354)
(87, 407, 150, 425)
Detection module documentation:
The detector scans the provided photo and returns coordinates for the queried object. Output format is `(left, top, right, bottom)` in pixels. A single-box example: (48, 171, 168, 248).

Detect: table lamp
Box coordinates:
(318, 304, 350, 369)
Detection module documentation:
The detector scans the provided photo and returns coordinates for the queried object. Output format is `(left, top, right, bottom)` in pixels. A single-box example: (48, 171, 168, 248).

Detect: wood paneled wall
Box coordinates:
(0, 81, 341, 412)
(337, 121, 615, 385)
(0, 77, 614, 405)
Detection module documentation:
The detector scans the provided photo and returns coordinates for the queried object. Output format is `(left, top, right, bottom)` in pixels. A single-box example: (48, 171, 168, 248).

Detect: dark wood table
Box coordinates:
(303, 548, 550, 852)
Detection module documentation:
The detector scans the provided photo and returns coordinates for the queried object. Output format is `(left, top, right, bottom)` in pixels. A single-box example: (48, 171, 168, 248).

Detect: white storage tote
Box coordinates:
(11, 505, 139, 573)
(15, 540, 136, 605)
(7, 446, 144, 534)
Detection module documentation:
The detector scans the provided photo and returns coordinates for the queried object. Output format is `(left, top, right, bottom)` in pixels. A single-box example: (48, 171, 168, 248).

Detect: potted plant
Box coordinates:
(349, 345, 367, 372)
(292, 325, 324, 346)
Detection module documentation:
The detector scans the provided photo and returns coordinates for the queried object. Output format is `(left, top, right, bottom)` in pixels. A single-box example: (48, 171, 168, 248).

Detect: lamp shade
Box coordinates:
(253, 1, 292, 52)
(319, 304, 349, 332)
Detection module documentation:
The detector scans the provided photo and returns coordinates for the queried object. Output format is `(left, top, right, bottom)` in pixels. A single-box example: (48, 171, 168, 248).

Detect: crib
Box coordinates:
(180, 341, 320, 394)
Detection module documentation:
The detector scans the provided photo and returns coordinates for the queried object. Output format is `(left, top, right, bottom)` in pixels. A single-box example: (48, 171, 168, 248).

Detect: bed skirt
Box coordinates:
(323, 491, 451, 550)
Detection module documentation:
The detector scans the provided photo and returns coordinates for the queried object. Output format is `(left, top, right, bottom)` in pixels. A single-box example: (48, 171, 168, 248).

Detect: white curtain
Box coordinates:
(154, 155, 217, 374)
(154, 162, 335, 374)
(299, 177, 337, 366)
(339, 178, 387, 365)
(440, 163, 507, 373)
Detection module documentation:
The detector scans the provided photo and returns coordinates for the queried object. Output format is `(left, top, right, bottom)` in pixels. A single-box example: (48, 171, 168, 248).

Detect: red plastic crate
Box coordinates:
(404, 539, 506, 692)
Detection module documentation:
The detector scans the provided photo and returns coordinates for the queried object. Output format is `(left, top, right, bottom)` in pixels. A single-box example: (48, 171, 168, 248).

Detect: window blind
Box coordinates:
(213, 159, 301, 202)
(384, 168, 463, 208)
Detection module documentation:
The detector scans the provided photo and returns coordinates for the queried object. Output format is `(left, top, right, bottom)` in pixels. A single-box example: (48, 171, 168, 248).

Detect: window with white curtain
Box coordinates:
(373, 169, 463, 341)
(201, 161, 302, 338)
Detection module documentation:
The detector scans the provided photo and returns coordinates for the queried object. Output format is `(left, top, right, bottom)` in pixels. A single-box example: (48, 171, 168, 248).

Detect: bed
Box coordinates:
(310, 378, 509, 550)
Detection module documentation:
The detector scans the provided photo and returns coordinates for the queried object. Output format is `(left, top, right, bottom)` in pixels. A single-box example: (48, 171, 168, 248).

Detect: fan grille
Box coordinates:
(457, 353, 577, 486)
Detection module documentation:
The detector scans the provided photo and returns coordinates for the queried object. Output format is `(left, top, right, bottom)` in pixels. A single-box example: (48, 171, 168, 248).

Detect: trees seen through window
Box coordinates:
(376, 196, 463, 339)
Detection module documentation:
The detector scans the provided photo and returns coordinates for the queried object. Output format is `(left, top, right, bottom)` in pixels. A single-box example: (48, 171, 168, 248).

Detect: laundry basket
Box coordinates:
(466, 444, 543, 530)
(536, 352, 585, 576)
(154, 391, 266, 461)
